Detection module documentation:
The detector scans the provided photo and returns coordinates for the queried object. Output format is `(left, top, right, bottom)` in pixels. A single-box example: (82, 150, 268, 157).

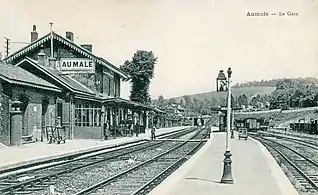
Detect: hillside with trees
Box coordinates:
(232, 77, 318, 88)
(153, 77, 318, 116)
(269, 78, 318, 109)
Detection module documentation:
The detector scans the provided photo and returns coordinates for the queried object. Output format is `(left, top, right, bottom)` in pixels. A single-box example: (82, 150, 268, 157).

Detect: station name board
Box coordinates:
(56, 59, 95, 73)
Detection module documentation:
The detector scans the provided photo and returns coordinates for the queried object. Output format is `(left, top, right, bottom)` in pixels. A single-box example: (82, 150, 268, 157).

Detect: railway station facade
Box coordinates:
(0, 25, 168, 146)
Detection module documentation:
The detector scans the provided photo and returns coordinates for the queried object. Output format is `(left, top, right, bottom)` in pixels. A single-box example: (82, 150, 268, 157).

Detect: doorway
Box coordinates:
(18, 94, 29, 136)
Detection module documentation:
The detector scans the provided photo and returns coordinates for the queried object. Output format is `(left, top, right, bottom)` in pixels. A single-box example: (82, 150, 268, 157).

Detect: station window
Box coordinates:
(113, 79, 117, 97)
(74, 103, 101, 127)
(108, 77, 111, 96)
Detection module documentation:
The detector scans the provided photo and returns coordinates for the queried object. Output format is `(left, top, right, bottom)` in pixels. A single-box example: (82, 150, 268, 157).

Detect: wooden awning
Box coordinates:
(102, 97, 165, 114)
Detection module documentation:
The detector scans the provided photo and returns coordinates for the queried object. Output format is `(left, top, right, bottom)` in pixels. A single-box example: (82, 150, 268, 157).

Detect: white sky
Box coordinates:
(0, 0, 317, 99)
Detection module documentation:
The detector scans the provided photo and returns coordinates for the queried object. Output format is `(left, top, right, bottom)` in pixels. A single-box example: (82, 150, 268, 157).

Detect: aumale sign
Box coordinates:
(56, 58, 95, 73)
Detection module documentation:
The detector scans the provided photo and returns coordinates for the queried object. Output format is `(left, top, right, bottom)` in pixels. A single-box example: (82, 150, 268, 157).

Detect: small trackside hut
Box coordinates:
(3, 25, 164, 141)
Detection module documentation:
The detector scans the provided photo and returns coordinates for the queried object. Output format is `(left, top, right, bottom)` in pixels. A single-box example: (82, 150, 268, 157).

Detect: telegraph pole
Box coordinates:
(4, 37, 10, 57)
(49, 22, 54, 58)
(3, 37, 29, 58)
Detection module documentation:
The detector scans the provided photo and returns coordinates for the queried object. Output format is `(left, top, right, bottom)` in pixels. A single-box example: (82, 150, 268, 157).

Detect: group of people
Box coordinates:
(103, 121, 157, 140)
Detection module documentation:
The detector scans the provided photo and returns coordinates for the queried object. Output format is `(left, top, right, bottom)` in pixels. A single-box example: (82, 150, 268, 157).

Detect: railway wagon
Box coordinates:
(235, 118, 261, 132)
(290, 120, 318, 135)
(244, 118, 261, 132)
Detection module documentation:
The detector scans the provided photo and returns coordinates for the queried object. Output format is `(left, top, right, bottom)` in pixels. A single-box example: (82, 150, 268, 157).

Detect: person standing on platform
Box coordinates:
(129, 123, 134, 137)
(136, 121, 139, 137)
(104, 121, 109, 140)
(151, 125, 156, 140)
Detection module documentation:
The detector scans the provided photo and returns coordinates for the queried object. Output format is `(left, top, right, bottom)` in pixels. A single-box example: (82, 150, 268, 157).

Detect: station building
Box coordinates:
(1, 25, 167, 146)
(0, 62, 61, 146)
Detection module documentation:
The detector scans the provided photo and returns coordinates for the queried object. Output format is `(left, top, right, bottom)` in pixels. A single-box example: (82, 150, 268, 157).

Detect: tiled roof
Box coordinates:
(3, 32, 129, 79)
(98, 57, 129, 80)
(0, 62, 61, 92)
(43, 66, 95, 95)
(16, 58, 95, 96)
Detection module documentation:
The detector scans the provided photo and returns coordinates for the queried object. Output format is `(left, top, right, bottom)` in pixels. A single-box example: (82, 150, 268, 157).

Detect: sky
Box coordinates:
(0, 0, 317, 99)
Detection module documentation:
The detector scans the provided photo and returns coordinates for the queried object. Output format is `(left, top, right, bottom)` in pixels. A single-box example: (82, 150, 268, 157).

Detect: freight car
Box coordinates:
(235, 118, 261, 132)
(289, 119, 318, 135)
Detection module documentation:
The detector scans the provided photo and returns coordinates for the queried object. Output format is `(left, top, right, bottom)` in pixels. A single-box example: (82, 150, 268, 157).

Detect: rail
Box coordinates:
(131, 128, 210, 195)
(252, 135, 318, 192)
(0, 127, 196, 194)
(74, 127, 209, 194)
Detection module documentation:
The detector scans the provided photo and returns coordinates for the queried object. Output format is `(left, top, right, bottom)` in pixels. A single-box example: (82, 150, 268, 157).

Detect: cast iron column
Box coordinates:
(221, 67, 234, 184)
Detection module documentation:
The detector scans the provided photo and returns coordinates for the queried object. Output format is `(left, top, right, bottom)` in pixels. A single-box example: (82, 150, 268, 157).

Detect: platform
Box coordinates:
(150, 130, 299, 195)
(0, 126, 188, 171)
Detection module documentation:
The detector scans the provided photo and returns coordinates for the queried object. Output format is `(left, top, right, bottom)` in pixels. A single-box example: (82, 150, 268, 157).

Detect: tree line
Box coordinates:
(233, 77, 318, 88)
(153, 77, 318, 115)
(119, 52, 318, 114)
(269, 78, 318, 109)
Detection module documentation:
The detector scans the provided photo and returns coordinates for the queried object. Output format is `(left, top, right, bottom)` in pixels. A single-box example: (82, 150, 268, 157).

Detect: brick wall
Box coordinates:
(104, 74, 110, 96)
(96, 66, 103, 94)
(11, 86, 56, 137)
(71, 73, 96, 93)
(0, 80, 10, 146)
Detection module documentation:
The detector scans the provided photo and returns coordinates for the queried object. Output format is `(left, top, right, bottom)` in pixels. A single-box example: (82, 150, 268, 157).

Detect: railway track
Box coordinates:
(257, 131, 318, 149)
(279, 137, 318, 150)
(253, 136, 318, 194)
(0, 127, 197, 195)
(0, 127, 191, 177)
(75, 127, 210, 195)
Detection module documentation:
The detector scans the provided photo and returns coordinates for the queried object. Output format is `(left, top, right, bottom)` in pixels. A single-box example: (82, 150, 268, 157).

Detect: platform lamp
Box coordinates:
(216, 68, 234, 184)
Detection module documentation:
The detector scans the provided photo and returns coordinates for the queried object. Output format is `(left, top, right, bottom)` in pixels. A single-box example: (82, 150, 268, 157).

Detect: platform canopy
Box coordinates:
(211, 106, 242, 112)
(102, 97, 165, 114)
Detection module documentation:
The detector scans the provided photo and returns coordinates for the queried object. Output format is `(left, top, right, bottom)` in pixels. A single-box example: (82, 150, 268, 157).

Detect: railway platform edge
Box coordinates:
(149, 127, 216, 195)
(250, 137, 299, 195)
(149, 131, 299, 195)
(0, 126, 188, 172)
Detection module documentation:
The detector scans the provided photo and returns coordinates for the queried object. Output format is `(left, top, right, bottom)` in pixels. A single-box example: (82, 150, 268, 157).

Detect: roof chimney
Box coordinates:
(66, 31, 74, 42)
(80, 44, 93, 53)
(31, 25, 38, 43)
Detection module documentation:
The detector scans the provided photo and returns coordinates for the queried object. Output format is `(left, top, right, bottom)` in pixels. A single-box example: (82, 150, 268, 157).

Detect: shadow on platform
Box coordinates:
(185, 176, 221, 184)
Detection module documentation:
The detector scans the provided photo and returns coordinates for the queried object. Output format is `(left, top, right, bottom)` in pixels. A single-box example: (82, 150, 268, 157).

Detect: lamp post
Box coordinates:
(216, 68, 234, 184)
